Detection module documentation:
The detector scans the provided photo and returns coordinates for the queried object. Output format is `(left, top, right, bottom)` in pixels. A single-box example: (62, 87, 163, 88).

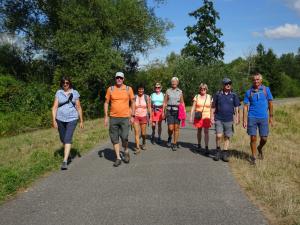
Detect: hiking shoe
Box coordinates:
(157, 137, 162, 144)
(257, 146, 264, 160)
(213, 150, 221, 161)
(249, 156, 256, 165)
(141, 144, 146, 150)
(167, 137, 172, 147)
(134, 147, 141, 155)
(222, 151, 229, 162)
(204, 146, 210, 156)
(123, 151, 130, 163)
(151, 135, 155, 144)
(113, 159, 122, 167)
(171, 144, 177, 151)
(61, 161, 68, 170)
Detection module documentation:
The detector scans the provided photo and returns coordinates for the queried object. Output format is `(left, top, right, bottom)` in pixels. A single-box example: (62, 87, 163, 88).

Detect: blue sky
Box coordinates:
(139, 0, 300, 65)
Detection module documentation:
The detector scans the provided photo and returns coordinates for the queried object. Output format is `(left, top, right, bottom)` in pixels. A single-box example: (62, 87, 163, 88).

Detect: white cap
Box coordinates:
(115, 72, 124, 78)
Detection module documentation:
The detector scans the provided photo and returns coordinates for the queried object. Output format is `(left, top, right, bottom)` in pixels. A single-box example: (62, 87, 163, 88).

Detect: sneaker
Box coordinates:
(157, 137, 162, 144)
(113, 159, 122, 167)
(171, 144, 177, 151)
(167, 137, 172, 147)
(141, 144, 146, 150)
(257, 146, 264, 160)
(204, 146, 210, 156)
(61, 161, 68, 170)
(123, 151, 130, 163)
(213, 149, 221, 161)
(222, 151, 229, 162)
(249, 156, 256, 165)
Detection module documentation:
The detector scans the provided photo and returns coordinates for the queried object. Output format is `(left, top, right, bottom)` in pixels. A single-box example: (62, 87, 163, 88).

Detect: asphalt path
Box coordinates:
(0, 119, 267, 225)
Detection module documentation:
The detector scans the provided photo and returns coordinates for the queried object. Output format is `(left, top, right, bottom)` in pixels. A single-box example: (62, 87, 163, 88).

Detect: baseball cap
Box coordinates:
(222, 78, 232, 84)
(115, 72, 124, 78)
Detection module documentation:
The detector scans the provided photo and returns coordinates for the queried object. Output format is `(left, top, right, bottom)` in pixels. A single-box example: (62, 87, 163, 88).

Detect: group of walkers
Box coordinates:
(52, 72, 273, 170)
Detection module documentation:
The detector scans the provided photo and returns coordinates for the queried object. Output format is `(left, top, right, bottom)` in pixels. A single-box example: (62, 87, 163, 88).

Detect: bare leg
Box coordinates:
(168, 124, 174, 138)
(133, 123, 140, 149)
(258, 136, 267, 150)
(113, 143, 121, 159)
(63, 144, 72, 162)
(216, 133, 222, 149)
(174, 124, 180, 144)
(197, 128, 202, 145)
(151, 121, 156, 137)
(158, 121, 162, 138)
(204, 128, 209, 147)
(141, 123, 147, 145)
(223, 136, 230, 150)
(250, 135, 257, 157)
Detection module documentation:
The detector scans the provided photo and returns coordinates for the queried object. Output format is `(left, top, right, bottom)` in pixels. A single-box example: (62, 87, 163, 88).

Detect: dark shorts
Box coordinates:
(247, 117, 269, 137)
(166, 110, 180, 125)
(56, 119, 78, 144)
(215, 120, 234, 137)
(109, 117, 130, 145)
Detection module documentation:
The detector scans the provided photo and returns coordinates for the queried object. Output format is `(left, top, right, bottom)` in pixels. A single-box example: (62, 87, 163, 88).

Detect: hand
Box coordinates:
(269, 117, 274, 127)
(130, 116, 135, 124)
(210, 117, 215, 125)
(79, 121, 84, 129)
(52, 120, 58, 129)
(243, 120, 247, 129)
(104, 116, 108, 128)
(189, 116, 193, 123)
(235, 117, 240, 125)
(162, 112, 165, 120)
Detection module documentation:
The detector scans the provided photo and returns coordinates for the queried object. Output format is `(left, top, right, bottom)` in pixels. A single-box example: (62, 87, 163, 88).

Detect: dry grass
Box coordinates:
(230, 103, 300, 225)
(0, 118, 108, 202)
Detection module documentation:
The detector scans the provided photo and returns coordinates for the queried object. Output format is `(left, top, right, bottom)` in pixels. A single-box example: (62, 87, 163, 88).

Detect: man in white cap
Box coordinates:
(104, 72, 135, 167)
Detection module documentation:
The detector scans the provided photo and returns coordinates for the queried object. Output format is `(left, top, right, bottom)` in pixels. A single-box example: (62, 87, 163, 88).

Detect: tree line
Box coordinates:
(0, 0, 299, 136)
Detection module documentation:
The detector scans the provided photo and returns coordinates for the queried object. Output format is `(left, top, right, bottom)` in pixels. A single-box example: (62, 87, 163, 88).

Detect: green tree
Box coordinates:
(182, 0, 224, 65)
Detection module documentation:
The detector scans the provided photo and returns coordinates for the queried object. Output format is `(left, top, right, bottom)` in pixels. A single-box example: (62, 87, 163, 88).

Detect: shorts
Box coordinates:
(247, 117, 269, 137)
(134, 116, 147, 124)
(194, 118, 211, 128)
(152, 108, 163, 122)
(109, 117, 130, 145)
(166, 110, 180, 125)
(56, 119, 78, 144)
(215, 120, 234, 137)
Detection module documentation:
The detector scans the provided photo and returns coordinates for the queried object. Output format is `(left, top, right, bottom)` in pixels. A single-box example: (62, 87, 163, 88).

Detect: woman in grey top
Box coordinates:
(163, 77, 185, 151)
(52, 77, 84, 170)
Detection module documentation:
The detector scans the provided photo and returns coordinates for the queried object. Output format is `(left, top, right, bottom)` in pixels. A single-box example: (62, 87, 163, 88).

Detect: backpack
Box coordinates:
(134, 94, 149, 108)
(249, 86, 267, 101)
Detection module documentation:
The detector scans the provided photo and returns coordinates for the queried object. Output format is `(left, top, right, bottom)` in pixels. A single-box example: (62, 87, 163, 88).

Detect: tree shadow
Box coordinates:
(54, 147, 82, 164)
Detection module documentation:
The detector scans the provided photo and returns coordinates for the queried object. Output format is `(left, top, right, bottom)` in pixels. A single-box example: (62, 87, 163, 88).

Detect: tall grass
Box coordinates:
(0, 118, 108, 202)
(230, 103, 300, 225)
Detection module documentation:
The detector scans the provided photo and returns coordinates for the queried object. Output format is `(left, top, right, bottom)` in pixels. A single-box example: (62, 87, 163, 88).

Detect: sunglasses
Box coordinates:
(155, 87, 161, 89)
(115, 76, 124, 80)
(63, 81, 70, 85)
(200, 88, 206, 91)
(224, 83, 232, 86)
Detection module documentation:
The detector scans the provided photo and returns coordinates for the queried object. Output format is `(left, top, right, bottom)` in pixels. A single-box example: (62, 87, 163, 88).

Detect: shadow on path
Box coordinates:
(54, 147, 82, 164)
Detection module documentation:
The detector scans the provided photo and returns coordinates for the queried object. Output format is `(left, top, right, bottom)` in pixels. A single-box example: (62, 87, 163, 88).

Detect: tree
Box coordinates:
(182, 0, 224, 65)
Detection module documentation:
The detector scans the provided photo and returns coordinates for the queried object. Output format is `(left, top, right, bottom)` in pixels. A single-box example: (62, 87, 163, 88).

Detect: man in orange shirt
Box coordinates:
(104, 72, 135, 167)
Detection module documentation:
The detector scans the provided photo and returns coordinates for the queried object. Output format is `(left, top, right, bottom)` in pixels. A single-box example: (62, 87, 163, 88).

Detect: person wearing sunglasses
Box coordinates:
(104, 72, 135, 167)
(190, 83, 212, 155)
(211, 78, 240, 162)
(52, 76, 84, 170)
(243, 73, 273, 165)
(150, 83, 164, 144)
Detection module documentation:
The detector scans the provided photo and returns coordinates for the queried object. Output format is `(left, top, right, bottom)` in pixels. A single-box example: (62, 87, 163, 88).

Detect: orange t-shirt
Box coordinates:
(105, 84, 134, 118)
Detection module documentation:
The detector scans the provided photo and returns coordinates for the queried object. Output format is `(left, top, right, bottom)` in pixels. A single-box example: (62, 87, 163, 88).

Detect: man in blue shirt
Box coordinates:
(243, 73, 274, 165)
(211, 78, 240, 162)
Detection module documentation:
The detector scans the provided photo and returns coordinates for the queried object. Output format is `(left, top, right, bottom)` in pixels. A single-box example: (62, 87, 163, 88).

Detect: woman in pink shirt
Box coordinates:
(133, 84, 151, 154)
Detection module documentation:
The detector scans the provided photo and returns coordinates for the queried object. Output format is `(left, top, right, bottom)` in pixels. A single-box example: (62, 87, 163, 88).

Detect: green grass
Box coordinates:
(230, 103, 300, 225)
(0, 118, 108, 202)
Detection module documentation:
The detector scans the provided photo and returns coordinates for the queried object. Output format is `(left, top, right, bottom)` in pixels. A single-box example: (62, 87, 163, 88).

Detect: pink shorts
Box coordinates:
(134, 116, 147, 124)
(151, 108, 163, 122)
(194, 118, 211, 128)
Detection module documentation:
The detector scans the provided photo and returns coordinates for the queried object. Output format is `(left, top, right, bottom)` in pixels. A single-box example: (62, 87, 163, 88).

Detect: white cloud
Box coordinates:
(283, 0, 300, 14)
(264, 23, 300, 39)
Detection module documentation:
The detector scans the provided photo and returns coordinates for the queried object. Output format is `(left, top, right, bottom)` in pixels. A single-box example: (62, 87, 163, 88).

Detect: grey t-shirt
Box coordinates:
(166, 88, 182, 111)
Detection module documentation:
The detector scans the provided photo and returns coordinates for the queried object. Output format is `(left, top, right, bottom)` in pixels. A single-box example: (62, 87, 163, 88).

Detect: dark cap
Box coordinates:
(222, 78, 232, 84)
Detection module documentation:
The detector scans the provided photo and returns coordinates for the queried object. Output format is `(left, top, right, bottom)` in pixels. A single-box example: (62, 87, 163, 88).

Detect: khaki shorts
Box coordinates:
(215, 120, 234, 137)
(109, 117, 130, 145)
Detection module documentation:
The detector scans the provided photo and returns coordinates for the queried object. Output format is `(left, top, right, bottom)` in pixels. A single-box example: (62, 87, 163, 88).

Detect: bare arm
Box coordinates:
(162, 94, 169, 117)
(104, 100, 109, 127)
(190, 100, 196, 122)
(147, 96, 152, 118)
(52, 98, 59, 128)
(243, 104, 248, 128)
(76, 99, 84, 128)
(234, 106, 240, 124)
(268, 101, 273, 126)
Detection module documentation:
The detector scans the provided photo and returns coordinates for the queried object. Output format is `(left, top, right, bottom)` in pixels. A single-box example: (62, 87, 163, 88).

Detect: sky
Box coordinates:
(139, 0, 300, 66)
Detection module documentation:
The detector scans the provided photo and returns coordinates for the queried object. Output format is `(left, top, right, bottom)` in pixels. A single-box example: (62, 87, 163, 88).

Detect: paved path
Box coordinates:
(0, 121, 267, 225)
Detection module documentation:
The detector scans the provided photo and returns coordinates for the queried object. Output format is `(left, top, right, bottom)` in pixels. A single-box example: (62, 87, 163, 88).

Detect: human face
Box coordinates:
(252, 75, 262, 88)
(115, 76, 124, 86)
(63, 80, 70, 91)
(171, 80, 178, 89)
(223, 82, 232, 92)
(138, 87, 144, 96)
(199, 87, 207, 95)
(155, 86, 161, 93)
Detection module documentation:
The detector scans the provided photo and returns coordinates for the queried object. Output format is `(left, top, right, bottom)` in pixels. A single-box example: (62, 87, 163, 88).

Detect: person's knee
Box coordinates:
(250, 135, 257, 142)
(260, 136, 268, 143)
(204, 128, 209, 134)
(216, 133, 223, 138)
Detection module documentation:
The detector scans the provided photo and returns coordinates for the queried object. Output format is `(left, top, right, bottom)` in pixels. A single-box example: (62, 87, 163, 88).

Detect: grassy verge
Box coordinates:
(230, 103, 300, 225)
(0, 118, 108, 203)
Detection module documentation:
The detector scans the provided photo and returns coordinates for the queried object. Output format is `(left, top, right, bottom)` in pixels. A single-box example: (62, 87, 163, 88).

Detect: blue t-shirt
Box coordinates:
(213, 91, 240, 122)
(55, 89, 80, 122)
(150, 92, 164, 106)
(244, 85, 273, 119)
